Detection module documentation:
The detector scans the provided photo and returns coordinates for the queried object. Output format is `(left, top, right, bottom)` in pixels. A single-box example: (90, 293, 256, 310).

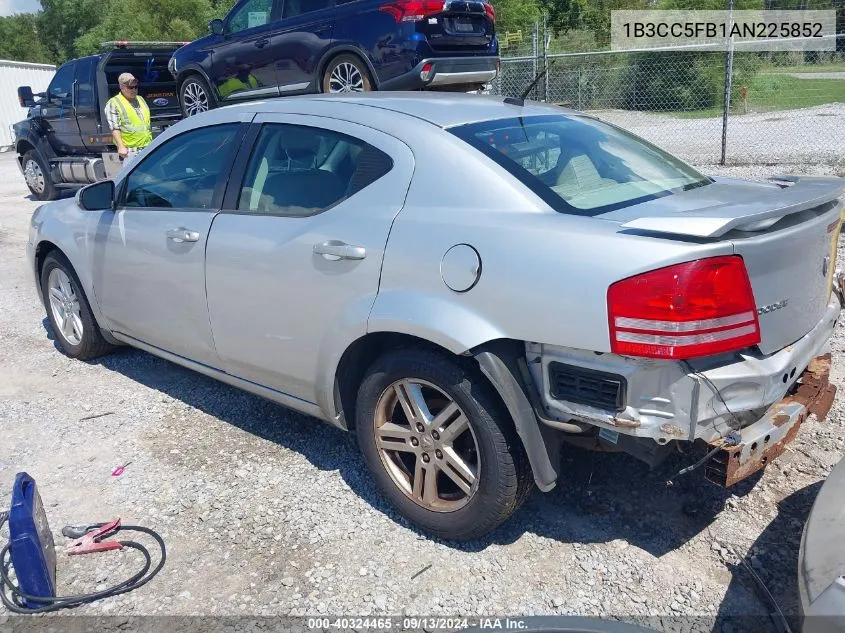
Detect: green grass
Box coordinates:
(763, 63, 845, 74)
(669, 71, 845, 118)
(673, 107, 726, 119)
(745, 73, 845, 109)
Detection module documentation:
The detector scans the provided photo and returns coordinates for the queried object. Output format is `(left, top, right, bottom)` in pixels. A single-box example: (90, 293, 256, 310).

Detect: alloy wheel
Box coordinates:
(183, 82, 209, 116)
(24, 159, 45, 194)
(374, 379, 481, 512)
(329, 62, 365, 93)
(47, 268, 83, 346)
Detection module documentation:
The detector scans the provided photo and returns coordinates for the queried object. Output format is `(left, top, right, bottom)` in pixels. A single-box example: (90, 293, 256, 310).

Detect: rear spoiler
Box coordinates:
(620, 176, 845, 238)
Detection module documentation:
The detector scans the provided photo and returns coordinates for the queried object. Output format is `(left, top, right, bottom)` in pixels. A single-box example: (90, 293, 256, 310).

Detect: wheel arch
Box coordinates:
(177, 65, 218, 100)
(34, 239, 62, 303)
(317, 46, 380, 91)
(16, 138, 36, 158)
(33, 239, 120, 346)
(332, 332, 561, 492)
(333, 332, 462, 431)
(17, 137, 54, 174)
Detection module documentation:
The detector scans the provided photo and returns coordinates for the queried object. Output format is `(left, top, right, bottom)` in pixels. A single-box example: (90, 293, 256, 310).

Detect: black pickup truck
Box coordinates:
(14, 42, 184, 200)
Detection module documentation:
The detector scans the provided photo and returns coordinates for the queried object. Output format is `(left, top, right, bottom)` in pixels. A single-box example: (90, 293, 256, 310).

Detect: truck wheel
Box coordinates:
(180, 75, 216, 117)
(322, 54, 372, 93)
(40, 251, 114, 360)
(22, 151, 58, 201)
(356, 348, 533, 541)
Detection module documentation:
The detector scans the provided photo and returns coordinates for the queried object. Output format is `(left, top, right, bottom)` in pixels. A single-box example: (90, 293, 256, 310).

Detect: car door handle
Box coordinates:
(255, 39, 269, 48)
(167, 228, 200, 243)
(313, 241, 366, 261)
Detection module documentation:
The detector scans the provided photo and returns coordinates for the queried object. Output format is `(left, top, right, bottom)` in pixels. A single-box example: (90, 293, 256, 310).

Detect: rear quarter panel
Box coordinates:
(370, 127, 736, 355)
(330, 0, 423, 85)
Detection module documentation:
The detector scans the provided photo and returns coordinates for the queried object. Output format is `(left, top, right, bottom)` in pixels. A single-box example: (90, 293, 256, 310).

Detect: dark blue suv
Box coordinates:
(169, 0, 499, 116)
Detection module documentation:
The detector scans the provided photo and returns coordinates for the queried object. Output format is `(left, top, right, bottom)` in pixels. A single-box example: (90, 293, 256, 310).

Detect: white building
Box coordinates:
(0, 59, 55, 151)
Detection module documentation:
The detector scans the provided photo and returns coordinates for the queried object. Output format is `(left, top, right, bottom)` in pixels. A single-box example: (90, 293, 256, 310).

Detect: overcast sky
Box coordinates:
(0, 0, 40, 16)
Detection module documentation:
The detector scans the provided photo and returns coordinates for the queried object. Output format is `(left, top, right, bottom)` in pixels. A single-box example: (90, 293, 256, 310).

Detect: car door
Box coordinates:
(272, 0, 335, 92)
(89, 120, 249, 367)
(210, 0, 283, 101)
(205, 114, 414, 404)
(74, 57, 100, 150)
(40, 61, 84, 155)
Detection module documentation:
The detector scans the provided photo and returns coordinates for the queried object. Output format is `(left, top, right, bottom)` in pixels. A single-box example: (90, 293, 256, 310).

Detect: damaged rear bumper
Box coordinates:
(526, 293, 840, 445)
(704, 353, 837, 486)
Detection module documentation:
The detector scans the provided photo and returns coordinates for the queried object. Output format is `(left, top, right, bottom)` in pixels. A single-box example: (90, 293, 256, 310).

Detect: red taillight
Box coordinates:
(379, 0, 444, 22)
(484, 2, 495, 21)
(420, 62, 434, 81)
(607, 256, 760, 360)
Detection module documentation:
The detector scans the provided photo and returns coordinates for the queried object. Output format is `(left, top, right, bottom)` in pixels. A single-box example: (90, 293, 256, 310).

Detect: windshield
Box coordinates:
(449, 114, 711, 216)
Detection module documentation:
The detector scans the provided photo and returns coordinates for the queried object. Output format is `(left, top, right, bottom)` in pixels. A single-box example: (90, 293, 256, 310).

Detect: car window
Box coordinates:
(48, 62, 75, 106)
(75, 58, 95, 108)
(123, 124, 240, 210)
(449, 114, 711, 216)
(237, 123, 393, 216)
(283, 0, 333, 19)
(227, 0, 273, 34)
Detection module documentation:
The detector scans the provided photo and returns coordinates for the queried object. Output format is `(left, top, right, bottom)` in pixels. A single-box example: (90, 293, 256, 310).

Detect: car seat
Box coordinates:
(241, 126, 346, 215)
(554, 154, 617, 199)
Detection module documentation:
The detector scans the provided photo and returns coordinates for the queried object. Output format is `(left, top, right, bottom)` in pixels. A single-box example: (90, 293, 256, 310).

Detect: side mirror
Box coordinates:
(77, 180, 115, 211)
(18, 86, 35, 108)
(209, 19, 224, 35)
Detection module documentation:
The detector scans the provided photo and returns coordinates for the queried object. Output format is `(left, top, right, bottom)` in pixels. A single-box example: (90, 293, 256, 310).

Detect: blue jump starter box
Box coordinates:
(8, 472, 56, 608)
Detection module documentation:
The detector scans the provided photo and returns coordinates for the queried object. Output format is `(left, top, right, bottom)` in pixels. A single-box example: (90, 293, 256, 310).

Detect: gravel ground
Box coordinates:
(0, 141, 844, 632)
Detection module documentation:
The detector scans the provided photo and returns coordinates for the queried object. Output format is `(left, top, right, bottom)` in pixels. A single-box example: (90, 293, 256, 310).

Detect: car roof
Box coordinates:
(223, 92, 578, 129)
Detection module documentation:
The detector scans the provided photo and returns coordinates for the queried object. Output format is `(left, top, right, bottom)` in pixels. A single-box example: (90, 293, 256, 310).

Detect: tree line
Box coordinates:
(0, 0, 840, 66)
(0, 0, 239, 64)
(0, 0, 602, 64)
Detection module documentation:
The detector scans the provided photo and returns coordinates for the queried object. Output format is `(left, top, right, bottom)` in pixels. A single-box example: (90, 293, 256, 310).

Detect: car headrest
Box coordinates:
(273, 125, 320, 166)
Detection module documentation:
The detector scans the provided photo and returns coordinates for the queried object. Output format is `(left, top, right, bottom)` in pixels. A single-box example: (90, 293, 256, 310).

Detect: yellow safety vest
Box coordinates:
(218, 74, 260, 99)
(108, 93, 152, 149)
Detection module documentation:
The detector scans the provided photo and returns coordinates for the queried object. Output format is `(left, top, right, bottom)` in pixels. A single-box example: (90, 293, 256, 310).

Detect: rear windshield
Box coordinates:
(104, 51, 178, 111)
(104, 52, 174, 87)
(449, 114, 711, 216)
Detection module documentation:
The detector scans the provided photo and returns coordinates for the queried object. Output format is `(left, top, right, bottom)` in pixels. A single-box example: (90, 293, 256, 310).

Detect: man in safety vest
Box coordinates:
(104, 72, 152, 166)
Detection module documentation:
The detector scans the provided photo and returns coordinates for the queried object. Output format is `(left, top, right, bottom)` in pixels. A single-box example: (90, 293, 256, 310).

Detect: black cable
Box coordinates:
(672, 443, 727, 479)
(0, 515, 166, 614)
(681, 359, 744, 439)
(665, 361, 744, 483)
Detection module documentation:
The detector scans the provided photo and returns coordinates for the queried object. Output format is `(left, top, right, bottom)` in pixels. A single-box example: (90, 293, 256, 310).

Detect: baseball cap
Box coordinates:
(118, 73, 137, 86)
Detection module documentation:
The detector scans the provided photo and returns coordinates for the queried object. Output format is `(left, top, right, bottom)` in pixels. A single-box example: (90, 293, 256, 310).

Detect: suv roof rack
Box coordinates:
(100, 41, 190, 50)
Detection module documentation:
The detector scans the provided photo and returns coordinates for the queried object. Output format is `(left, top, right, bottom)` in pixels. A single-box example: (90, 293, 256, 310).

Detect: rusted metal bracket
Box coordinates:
(705, 354, 836, 487)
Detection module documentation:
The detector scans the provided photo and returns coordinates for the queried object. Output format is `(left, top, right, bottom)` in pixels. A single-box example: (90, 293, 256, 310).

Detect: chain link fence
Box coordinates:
(491, 22, 845, 167)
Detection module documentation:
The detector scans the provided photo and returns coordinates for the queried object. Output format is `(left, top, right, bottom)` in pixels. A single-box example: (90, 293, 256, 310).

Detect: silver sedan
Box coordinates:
(27, 93, 845, 540)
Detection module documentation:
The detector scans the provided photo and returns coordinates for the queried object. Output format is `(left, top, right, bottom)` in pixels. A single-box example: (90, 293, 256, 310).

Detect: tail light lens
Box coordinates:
(607, 256, 760, 360)
(420, 62, 434, 81)
(484, 2, 495, 21)
(380, 0, 445, 22)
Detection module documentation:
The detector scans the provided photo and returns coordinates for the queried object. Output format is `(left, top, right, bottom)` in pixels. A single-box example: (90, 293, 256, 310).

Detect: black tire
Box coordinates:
(179, 74, 217, 118)
(356, 348, 532, 541)
(22, 150, 58, 201)
(322, 54, 373, 94)
(40, 251, 114, 361)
